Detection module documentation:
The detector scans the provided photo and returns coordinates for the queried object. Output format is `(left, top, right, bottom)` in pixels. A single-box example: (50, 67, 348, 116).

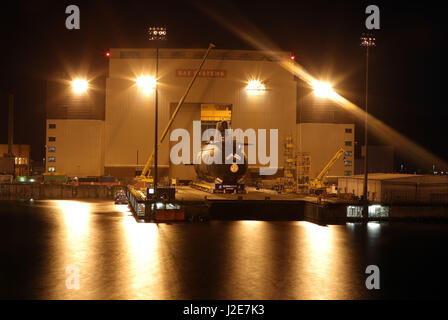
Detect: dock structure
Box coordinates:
(126, 185, 147, 217)
(171, 186, 349, 224)
(152, 186, 448, 223)
(126, 185, 185, 222)
(1, 182, 447, 223)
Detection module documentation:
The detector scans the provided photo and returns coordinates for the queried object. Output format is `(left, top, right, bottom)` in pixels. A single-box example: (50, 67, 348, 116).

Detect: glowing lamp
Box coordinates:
(246, 80, 265, 91)
(136, 75, 156, 92)
(311, 80, 336, 99)
(72, 79, 88, 94)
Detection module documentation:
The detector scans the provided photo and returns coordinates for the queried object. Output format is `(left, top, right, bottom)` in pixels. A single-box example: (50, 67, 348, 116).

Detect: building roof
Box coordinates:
(341, 173, 423, 180)
(110, 48, 291, 61)
(337, 173, 448, 185)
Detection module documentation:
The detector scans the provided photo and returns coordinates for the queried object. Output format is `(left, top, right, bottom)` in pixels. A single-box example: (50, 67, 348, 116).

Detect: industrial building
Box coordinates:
(338, 173, 448, 203)
(45, 48, 355, 182)
(0, 144, 30, 176)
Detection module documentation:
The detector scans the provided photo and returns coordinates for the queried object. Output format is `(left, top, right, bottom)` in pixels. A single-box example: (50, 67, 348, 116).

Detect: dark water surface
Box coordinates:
(0, 200, 447, 299)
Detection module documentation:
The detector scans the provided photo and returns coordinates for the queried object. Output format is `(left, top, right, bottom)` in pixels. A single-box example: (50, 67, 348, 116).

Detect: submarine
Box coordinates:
(193, 121, 248, 185)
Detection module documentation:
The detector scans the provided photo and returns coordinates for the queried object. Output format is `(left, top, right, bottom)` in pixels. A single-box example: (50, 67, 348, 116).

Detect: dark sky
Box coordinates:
(0, 0, 446, 171)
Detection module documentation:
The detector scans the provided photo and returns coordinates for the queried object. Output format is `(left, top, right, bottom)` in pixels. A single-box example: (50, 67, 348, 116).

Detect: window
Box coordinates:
(48, 146, 56, 152)
(48, 156, 56, 162)
(48, 167, 56, 172)
(344, 161, 352, 166)
(345, 141, 352, 146)
(344, 171, 352, 176)
(49, 137, 56, 142)
(344, 151, 352, 157)
(345, 128, 352, 133)
(14, 157, 28, 165)
(49, 124, 56, 129)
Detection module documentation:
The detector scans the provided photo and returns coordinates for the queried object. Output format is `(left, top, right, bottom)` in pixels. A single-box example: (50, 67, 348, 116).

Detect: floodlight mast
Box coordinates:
(139, 43, 216, 181)
(360, 32, 376, 219)
(146, 27, 167, 197)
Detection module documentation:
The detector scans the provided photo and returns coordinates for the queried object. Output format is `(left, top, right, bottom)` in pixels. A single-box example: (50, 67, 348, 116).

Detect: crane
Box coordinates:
(309, 147, 345, 195)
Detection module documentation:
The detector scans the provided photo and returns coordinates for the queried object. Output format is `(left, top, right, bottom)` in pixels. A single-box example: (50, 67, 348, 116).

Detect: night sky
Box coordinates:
(0, 0, 446, 171)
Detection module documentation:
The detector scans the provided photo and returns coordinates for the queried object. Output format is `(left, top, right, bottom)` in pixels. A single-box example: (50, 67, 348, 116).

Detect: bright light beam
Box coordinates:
(312, 80, 337, 99)
(195, 2, 447, 169)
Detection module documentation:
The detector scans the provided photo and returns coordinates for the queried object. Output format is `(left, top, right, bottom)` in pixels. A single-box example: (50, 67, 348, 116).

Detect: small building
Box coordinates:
(45, 72, 105, 177)
(338, 173, 448, 203)
(0, 144, 31, 176)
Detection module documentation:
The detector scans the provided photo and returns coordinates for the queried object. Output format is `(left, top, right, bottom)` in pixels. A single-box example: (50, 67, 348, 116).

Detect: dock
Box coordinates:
(1, 183, 448, 224)
(174, 186, 349, 224)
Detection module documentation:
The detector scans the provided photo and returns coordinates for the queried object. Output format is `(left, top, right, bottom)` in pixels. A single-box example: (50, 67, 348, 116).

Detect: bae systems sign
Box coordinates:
(176, 69, 227, 78)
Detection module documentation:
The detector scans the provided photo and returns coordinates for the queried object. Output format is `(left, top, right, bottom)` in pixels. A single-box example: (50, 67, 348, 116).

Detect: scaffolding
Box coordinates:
(296, 152, 311, 194)
(283, 135, 296, 193)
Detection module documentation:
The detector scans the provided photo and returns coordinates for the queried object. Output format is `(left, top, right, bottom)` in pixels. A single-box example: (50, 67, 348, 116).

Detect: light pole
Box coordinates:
(360, 33, 375, 219)
(148, 26, 167, 197)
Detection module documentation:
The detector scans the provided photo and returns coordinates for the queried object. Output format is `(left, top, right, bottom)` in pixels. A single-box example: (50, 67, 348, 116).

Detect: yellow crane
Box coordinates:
(135, 43, 216, 187)
(309, 147, 345, 195)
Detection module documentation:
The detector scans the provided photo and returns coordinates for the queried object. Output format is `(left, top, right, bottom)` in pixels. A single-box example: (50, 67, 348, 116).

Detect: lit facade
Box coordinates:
(297, 123, 355, 178)
(45, 120, 104, 177)
(45, 48, 355, 180)
(104, 48, 296, 179)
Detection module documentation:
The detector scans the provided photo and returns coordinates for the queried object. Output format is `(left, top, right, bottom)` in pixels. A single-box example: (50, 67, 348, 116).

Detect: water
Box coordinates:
(0, 200, 447, 299)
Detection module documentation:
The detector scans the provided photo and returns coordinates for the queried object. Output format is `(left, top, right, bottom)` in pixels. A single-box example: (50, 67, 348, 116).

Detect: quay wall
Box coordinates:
(0, 183, 124, 200)
(389, 205, 448, 219)
(2, 184, 448, 223)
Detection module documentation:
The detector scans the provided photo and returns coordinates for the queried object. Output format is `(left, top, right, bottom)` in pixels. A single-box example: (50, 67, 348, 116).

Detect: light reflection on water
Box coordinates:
(1, 200, 447, 299)
(122, 212, 167, 299)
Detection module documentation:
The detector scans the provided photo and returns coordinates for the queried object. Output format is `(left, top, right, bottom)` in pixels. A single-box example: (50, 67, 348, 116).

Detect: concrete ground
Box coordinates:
(175, 186, 345, 204)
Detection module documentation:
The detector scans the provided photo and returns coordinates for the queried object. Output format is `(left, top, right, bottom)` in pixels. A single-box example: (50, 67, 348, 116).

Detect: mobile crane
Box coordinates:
(309, 147, 345, 195)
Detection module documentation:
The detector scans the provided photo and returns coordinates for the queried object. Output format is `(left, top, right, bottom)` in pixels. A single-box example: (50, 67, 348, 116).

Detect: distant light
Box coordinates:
(148, 188, 155, 194)
(312, 80, 336, 99)
(72, 79, 88, 94)
(148, 26, 167, 41)
(290, 55, 295, 60)
(105, 51, 110, 57)
(246, 80, 265, 92)
(136, 75, 156, 92)
(361, 33, 376, 47)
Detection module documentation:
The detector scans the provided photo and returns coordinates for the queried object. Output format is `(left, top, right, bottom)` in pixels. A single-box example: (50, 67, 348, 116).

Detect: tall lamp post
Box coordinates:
(360, 33, 375, 219)
(148, 26, 167, 197)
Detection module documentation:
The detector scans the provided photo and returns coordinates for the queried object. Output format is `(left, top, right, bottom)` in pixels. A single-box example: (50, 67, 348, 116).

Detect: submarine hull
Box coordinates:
(193, 143, 248, 185)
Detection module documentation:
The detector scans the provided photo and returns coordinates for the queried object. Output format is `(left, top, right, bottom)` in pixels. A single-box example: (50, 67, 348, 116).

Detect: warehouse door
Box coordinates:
(168, 103, 232, 181)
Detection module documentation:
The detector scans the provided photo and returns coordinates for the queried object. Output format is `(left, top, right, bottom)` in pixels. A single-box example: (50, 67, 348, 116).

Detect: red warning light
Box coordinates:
(290, 55, 295, 60)
(105, 51, 110, 58)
